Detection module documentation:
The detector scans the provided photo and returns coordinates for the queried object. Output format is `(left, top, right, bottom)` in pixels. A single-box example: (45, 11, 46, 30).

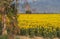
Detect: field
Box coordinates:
(18, 14, 60, 28)
(17, 14, 60, 38)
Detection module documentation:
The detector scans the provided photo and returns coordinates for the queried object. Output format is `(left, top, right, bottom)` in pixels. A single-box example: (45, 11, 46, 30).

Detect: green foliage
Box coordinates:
(0, 35, 8, 39)
(28, 28, 35, 37)
(19, 24, 60, 38)
(16, 37, 20, 39)
(0, 21, 2, 35)
(20, 28, 27, 36)
(26, 10, 31, 14)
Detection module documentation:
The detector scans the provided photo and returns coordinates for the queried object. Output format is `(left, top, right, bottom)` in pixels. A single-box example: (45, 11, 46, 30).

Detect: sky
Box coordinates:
(13, 0, 60, 13)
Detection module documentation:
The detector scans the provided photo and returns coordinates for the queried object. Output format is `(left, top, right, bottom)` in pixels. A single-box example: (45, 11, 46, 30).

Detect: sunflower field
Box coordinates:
(18, 14, 60, 38)
(0, 14, 60, 38)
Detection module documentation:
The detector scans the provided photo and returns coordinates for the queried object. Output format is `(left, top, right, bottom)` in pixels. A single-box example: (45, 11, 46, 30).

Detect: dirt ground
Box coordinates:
(15, 36, 60, 39)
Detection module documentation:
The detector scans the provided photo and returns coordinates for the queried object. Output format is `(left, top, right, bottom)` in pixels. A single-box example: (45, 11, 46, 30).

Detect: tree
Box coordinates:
(0, 0, 20, 39)
(0, 0, 14, 35)
(24, 0, 32, 14)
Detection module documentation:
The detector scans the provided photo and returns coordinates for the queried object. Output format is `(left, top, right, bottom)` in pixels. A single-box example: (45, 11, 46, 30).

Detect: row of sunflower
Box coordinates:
(18, 20, 60, 38)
